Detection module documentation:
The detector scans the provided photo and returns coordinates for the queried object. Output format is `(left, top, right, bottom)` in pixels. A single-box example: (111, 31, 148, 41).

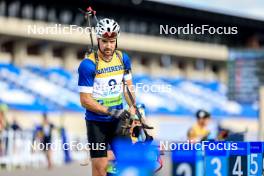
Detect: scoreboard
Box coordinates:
(171, 142, 263, 176)
(112, 140, 264, 176)
(228, 49, 264, 104)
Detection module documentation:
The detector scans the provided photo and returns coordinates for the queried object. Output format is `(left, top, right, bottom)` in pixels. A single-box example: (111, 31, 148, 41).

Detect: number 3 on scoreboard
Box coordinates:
(211, 157, 222, 176)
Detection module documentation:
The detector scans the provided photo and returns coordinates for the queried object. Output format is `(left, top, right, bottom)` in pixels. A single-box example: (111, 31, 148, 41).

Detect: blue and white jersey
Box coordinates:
(78, 50, 132, 121)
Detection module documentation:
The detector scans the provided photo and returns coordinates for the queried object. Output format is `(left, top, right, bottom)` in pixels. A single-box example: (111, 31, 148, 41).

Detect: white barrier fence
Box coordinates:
(0, 129, 87, 170)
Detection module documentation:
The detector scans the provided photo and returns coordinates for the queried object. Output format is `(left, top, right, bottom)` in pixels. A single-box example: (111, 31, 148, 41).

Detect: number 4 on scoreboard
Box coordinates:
(232, 156, 243, 175)
(229, 155, 247, 176)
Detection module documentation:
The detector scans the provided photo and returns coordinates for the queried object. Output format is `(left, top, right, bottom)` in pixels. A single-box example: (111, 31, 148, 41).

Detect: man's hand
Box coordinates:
(108, 108, 130, 120)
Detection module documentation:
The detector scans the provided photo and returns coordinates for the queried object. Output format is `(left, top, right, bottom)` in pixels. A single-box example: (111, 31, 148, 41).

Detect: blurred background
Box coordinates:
(0, 0, 264, 175)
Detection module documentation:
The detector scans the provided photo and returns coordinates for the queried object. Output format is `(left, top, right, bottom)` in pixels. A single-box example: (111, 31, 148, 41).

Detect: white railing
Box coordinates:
(0, 129, 88, 170)
(0, 129, 47, 170)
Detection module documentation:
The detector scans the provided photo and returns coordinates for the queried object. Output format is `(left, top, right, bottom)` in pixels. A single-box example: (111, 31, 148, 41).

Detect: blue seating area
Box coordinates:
(26, 66, 78, 92)
(0, 64, 258, 118)
(0, 64, 82, 112)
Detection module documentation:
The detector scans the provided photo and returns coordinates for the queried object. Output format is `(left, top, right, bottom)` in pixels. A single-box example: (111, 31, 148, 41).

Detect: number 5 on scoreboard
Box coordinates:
(248, 142, 262, 176)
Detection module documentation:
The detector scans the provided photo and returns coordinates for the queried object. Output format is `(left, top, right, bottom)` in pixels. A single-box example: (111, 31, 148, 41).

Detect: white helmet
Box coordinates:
(95, 18, 120, 39)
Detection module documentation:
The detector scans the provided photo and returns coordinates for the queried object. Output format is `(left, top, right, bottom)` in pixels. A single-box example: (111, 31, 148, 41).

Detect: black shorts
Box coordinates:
(86, 119, 129, 158)
(42, 136, 52, 150)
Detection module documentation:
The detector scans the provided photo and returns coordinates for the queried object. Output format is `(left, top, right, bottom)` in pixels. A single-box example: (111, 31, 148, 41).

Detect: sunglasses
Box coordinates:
(102, 32, 118, 38)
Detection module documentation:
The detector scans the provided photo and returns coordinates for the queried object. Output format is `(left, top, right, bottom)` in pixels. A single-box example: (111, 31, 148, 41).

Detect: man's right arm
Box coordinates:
(78, 59, 110, 115)
(79, 92, 109, 115)
(79, 93, 130, 119)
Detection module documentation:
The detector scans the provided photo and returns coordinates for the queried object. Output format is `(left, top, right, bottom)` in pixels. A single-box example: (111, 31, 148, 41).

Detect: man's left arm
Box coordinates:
(124, 77, 136, 109)
(122, 52, 136, 115)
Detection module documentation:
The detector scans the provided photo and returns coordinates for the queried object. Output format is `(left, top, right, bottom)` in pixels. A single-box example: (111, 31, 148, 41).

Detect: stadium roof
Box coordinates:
(147, 0, 264, 22)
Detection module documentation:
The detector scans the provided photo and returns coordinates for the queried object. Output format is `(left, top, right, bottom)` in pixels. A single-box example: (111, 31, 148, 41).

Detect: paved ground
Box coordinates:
(1, 153, 171, 176)
(1, 162, 91, 176)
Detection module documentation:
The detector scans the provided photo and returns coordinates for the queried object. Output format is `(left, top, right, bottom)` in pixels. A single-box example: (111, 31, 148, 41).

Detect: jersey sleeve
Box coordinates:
(78, 59, 96, 93)
(122, 52, 132, 80)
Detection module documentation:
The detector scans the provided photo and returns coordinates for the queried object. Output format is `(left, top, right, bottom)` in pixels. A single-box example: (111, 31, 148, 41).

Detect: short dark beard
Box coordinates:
(98, 49, 114, 62)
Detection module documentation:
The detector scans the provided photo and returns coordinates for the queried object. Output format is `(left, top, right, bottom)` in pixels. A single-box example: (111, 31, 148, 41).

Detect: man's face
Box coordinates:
(98, 38, 116, 57)
(43, 117, 48, 124)
(198, 118, 210, 127)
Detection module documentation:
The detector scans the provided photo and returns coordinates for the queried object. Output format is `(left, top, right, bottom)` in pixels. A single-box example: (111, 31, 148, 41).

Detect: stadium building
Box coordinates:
(0, 1, 264, 175)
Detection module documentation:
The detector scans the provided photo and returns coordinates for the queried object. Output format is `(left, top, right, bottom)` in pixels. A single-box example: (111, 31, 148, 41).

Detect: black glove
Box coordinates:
(108, 108, 130, 120)
(132, 126, 142, 137)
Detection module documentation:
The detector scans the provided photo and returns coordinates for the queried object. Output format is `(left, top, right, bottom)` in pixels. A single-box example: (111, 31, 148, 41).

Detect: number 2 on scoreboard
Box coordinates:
(175, 163, 192, 176)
